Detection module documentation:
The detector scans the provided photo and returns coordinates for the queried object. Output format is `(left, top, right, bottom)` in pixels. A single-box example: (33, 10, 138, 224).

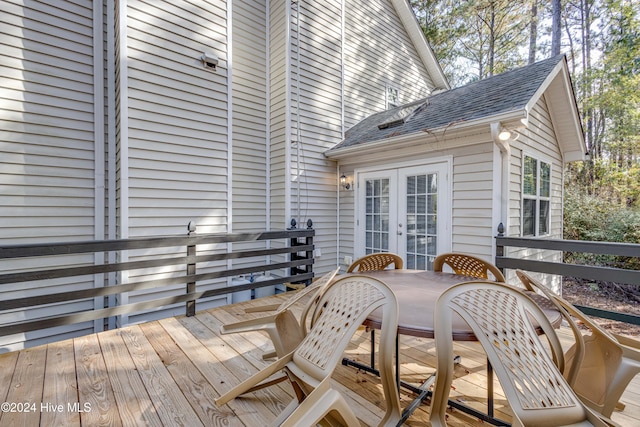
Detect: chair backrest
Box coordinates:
(346, 252, 403, 273)
(291, 275, 402, 425)
(431, 281, 606, 427)
(277, 268, 339, 313)
(433, 252, 505, 281)
(516, 270, 633, 417)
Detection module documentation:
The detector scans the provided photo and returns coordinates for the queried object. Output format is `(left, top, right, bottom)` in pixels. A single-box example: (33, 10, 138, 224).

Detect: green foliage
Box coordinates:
(564, 186, 640, 269)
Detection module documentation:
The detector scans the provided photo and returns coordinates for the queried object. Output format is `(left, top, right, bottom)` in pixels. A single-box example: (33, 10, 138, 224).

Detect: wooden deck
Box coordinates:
(1, 293, 639, 426)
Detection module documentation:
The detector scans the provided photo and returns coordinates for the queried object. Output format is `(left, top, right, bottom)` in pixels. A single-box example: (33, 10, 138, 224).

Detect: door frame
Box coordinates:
(353, 157, 453, 263)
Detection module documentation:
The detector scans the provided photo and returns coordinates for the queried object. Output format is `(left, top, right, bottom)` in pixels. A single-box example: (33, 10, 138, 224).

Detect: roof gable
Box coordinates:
(326, 55, 586, 160)
(390, 0, 449, 91)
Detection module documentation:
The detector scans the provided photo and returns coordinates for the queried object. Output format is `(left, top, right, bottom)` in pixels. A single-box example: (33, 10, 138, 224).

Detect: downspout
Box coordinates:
(491, 122, 511, 248)
(107, 0, 117, 330)
(284, 0, 292, 227)
(338, 0, 345, 268)
(93, 0, 105, 333)
(227, 0, 234, 277)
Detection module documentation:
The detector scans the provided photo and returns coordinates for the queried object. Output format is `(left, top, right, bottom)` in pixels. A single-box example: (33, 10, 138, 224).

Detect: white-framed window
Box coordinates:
(386, 85, 400, 109)
(522, 155, 551, 236)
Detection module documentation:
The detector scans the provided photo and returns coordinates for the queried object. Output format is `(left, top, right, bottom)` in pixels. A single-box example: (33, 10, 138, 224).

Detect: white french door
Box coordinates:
(356, 163, 450, 270)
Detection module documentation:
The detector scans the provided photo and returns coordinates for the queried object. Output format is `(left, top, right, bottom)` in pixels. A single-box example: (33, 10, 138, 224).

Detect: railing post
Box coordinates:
(495, 223, 505, 275)
(186, 221, 196, 317)
(305, 219, 314, 285)
(288, 219, 314, 286)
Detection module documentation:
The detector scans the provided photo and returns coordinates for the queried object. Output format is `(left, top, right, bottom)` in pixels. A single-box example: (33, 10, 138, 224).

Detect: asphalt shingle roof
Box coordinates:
(329, 55, 565, 152)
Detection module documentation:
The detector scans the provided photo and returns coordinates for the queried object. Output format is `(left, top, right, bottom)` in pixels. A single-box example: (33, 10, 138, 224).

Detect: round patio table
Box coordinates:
(341, 269, 562, 426)
(356, 269, 562, 340)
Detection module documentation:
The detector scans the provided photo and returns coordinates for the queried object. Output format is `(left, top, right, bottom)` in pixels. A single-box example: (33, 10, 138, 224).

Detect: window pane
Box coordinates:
(539, 200, 550, 235)
(417, 175, 426, 193)
(366, 180, 373, 196)
(523, 198, 536, 236)
(540, 162, 551, 197)
(523, 156, 537, 195)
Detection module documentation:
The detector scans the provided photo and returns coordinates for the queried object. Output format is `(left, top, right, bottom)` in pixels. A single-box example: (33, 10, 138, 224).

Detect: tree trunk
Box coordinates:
(552, 0, 562, 55)
(528, 0, 538, 64)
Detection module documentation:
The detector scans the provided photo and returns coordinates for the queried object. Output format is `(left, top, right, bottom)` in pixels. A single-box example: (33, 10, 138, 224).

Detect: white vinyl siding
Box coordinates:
(506, 95, 564, 290)
(269, 0, 289, 233)
(232, 0, 267, 233)
(123, 0, 229, 236)
(117, 0, 230, 323)
(343, 0, 434, 129)
(0, 1, 98, 349)
(290, 0, 342, 271)
(509, 96, 563, 240)
(451, 145, 496, 256)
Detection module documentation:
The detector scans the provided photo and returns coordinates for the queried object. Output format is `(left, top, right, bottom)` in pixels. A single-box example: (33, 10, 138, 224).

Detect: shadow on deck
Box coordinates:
(1, 293, 639, 426)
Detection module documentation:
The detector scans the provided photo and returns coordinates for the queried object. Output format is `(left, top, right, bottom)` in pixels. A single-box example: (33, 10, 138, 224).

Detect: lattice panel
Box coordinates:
(296, 280, 384, 370)
(451, 288, 578, 410)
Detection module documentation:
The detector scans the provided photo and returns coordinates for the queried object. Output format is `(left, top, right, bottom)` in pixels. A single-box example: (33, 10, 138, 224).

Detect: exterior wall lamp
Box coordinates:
(498, 128, 512, 141)
(340, 173, 352, 191)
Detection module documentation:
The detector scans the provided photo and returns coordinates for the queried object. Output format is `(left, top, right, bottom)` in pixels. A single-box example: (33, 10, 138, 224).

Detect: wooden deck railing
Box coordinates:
(0, 222, 314, 338)
(495, 227, 640, 326)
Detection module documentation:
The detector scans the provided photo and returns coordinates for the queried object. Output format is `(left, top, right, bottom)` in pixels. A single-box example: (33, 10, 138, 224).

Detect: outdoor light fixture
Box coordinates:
(340, 174, 352, 191)
(200, 53, 218, 71)
(498, 128, 512, 141)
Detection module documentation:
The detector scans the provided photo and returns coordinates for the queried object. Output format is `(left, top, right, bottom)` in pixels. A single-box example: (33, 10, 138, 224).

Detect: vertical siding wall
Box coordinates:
(291, 0, 343, 271)
(507, 95, 564, 290)
(232, 0, 268, 233)
(269, 0, 289, 233)
(451, 142, 496, 257)
(122, 0, 229, 237)
(343, 0, 433, 130)
(117, 0, 231, 323)
(0, 1, 99, 349)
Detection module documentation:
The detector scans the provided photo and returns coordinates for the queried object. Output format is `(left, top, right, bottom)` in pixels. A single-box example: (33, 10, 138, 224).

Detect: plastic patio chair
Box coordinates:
(430, 281, 608, 427)
(220, 268, 339, 360)
(346, 252, 403, 273)
(517, 270, 640, 418)
(215, 275, 402, 427)
(433, 252, 506, 282)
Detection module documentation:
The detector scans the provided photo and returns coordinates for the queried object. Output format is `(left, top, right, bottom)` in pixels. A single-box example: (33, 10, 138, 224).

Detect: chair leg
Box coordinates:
(215, 354, 293, 407)
(278, 383, 360, 427)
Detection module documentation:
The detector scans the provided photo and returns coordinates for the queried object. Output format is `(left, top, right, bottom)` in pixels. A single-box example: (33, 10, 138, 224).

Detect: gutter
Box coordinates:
(325, 110, 527, 160)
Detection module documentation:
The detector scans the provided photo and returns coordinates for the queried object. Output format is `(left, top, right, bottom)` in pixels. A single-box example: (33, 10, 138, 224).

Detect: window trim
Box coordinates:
(521, 154, 552, 237)
(386, 85, 400, 109)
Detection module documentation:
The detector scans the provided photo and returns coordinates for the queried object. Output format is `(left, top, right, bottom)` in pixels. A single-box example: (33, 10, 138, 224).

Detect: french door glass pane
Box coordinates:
(406, 173, 437, 270)
(365, 178, 390, 253)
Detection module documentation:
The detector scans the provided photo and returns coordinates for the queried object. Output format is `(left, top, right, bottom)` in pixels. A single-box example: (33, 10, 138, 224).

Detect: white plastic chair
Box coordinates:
(430, 281, 608, 427)
(517, 270, 640, 418)
(221, 268, 339, 360)
(215, 275, 402, 426)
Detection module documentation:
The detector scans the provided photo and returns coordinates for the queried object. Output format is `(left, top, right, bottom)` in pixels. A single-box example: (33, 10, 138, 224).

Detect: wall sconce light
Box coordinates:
(340, 174, 352, 191)
(200, 53, 218, 71)
(498, 128, 512, 141)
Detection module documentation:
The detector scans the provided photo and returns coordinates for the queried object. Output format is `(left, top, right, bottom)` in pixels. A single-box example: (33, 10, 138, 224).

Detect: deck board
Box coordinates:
(0, 293, 639, 426)
(42, 340, 81, 427)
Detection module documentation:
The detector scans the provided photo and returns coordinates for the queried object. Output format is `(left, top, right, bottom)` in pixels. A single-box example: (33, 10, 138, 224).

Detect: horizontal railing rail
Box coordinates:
(495, 234, 640, 326)
(0, 223, 314, 337)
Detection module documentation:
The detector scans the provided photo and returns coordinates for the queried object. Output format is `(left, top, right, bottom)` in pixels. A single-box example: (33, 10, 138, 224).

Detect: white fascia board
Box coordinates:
(391, 0, 449, 90)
